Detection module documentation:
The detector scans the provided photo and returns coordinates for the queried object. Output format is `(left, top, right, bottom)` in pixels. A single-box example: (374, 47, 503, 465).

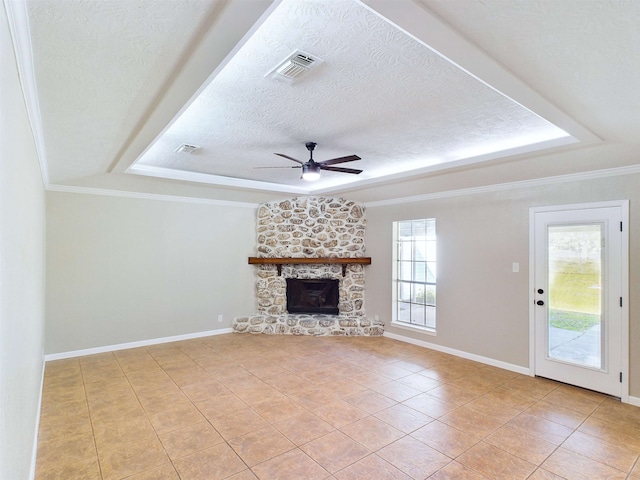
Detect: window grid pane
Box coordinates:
(398, 241, 412, 261)
(399, 262, 413, 281)
(398, 281, 411, 302)
(413, 262, 426, 282)
(394, 219, 436, 328)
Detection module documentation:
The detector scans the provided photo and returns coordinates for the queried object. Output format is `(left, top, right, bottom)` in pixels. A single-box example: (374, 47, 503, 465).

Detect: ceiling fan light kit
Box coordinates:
(301, 162, 321, 181)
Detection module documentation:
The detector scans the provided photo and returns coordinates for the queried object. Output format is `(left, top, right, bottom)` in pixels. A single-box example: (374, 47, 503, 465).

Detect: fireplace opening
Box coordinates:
(286, 278, 339, 315)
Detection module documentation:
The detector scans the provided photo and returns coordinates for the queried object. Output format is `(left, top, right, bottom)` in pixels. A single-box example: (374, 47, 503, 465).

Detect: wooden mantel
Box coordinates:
(248, 257, 372, 276)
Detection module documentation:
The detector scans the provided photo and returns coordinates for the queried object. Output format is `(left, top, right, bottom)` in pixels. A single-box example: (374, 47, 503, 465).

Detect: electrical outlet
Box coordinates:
(217, 314, 224, 323)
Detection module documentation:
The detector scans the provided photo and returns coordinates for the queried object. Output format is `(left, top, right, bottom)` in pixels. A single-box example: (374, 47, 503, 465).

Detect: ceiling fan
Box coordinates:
(262, 142, 362, 181)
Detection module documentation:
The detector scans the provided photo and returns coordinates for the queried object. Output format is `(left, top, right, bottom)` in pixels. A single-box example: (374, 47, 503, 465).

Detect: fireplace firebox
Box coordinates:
(286, 278, 339, 315)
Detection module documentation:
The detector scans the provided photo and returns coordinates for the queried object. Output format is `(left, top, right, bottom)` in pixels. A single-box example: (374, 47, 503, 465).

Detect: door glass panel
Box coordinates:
(547, 224, 603, 369)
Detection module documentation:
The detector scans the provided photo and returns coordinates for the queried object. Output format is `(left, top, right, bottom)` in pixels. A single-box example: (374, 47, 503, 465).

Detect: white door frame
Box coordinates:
(529, 200, 629, 402)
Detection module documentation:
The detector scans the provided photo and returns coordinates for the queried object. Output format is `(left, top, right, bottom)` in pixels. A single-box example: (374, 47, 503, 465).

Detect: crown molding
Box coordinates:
(127, 164, 310, 195)
(364, 164, 640, 208)
(46, 184, 258, 209)
(45, 163, 640, 209)
(4, 0, 49, 186)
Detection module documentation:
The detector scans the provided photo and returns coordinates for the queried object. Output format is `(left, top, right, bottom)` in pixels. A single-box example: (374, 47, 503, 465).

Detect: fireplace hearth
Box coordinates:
(286, 278, 339, 315)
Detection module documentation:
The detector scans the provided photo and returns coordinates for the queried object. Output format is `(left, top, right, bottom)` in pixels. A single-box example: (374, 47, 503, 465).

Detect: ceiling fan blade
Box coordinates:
(320, 165, 363, 175)
(274, 153, 305, 165)
(317, 155, 361, 166)
(254, 166, 301, 169)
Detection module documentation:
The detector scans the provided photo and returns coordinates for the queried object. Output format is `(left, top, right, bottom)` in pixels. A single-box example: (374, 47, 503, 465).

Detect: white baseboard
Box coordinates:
(44, 328, 233, 361)
(383, 331, 530, 376)
(383, 332, 640, 407)
(29, 357, 46, 480)
(627, 395, 640, 407)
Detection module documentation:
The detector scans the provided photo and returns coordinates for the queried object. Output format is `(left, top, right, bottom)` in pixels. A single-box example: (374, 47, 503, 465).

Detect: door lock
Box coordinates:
(536, 300, 544, 306)
(537, 289, 544, 294)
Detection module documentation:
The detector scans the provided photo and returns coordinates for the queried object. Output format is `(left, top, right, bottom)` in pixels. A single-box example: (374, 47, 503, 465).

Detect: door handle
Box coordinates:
(536, 300, 544, 306)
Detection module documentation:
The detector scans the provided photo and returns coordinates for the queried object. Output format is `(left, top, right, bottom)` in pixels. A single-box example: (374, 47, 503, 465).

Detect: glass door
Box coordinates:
(532, 205, 623, 397)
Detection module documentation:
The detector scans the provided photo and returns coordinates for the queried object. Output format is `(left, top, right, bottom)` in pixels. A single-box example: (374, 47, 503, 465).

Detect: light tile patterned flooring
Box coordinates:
(37, 334, 640, 479)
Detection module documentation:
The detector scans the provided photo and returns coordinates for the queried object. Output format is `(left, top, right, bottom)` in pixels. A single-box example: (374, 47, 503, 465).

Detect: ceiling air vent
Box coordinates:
(267, 50, 323, 81)
(174, 144, 200, 154)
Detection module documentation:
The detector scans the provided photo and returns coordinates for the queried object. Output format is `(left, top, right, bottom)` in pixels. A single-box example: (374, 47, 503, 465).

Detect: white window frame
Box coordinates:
(391, 218, 436, 334)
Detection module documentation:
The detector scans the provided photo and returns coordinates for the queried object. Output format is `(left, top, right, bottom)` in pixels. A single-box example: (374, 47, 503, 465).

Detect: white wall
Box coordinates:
(0, 6, 47, 479)
(364, 173, 640, 397)
(45, 192, 257, 354)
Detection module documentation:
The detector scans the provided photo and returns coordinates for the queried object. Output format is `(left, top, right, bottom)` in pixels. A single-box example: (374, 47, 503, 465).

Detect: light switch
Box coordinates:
(512, 262, 520, 273)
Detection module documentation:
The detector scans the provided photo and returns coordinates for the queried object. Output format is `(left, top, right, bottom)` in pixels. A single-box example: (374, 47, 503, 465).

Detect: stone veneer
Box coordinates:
(233, 314, 383, 336)
(233, 196, 383, 336)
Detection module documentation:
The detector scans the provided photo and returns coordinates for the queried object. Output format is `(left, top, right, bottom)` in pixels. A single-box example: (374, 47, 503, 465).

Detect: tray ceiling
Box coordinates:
(9, 0, 638, 198)
(129, 0, 576, 194)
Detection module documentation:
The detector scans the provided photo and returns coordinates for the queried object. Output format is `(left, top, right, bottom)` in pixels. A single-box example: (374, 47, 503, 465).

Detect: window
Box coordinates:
(392, 218, 436, 331)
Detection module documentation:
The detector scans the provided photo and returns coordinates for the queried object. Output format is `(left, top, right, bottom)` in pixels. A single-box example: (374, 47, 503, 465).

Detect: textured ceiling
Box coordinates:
(7, 0, 640, 199)
(131, 0, 571, 193)
(25, 0, 228, 181)
(420, 0, 640, 142)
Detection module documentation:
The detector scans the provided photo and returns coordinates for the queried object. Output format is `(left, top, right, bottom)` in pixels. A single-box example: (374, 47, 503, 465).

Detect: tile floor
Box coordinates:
(36, 333, 640, 479)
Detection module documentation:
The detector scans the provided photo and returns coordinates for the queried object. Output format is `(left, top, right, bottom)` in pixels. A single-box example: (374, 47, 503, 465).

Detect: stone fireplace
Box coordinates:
(233, 196, 383, 336)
